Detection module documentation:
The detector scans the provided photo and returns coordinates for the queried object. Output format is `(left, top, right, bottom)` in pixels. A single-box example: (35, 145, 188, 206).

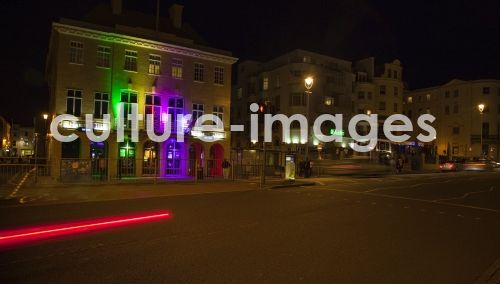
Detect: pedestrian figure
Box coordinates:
(396, 156, 403, 174)
(305, 158, 312, 178)
(222, 159, 231, 179)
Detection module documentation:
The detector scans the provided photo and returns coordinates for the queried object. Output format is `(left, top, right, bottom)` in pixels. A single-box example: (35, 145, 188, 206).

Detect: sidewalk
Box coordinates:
(2, 177, 318, 205)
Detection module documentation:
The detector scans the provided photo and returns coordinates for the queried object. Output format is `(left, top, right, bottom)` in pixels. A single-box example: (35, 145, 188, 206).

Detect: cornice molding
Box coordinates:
(53, 23, 238, 65)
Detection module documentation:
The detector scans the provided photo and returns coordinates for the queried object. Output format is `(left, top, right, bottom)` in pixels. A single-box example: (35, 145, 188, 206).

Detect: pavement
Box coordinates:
(0, 171, 499, 283)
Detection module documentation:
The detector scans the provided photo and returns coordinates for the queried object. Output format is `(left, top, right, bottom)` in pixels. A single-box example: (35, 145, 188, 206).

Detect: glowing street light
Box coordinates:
(304, 77, 314, 91)
(478, 103, 485, 157)
(43, 114, 48, 120)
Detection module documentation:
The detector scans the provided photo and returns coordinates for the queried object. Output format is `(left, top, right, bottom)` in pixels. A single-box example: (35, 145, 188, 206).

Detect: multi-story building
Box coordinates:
(45, 1, 237, 180)
(231, 49, 404, 165)
(11, 124, 35, 157)
(0, 116, 11, 157)
(404, 79, 500, 161)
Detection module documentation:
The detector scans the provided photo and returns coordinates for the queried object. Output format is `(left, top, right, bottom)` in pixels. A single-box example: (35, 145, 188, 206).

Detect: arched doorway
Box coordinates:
(165, 140, 182, 175)
(189, 142, 204, 177)
(118, 140, 135, 177)
(143, 140, 159, 175)
(208, 143, 223, 177)
(90, 141, 107, 177)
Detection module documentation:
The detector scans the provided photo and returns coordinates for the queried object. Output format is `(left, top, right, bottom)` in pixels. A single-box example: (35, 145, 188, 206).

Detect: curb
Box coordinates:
(269, 182, 317, 189)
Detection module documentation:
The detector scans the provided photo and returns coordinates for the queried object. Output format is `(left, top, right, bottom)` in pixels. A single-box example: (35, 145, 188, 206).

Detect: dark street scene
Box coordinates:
(0, 0, 499, 283)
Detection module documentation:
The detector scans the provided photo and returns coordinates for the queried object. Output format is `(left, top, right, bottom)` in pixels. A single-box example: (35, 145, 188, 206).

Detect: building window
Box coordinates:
(236, 88, 243, 100)
(394, 87, 399, 97)
(275, 95, 281, 110)
(124, 50, 137, 71)
(380, 85, 386, 95)
(324, 96, 333, 106)
(263, 77, 269, 91)
(148, 54, 161, 75)
(171, 58, 183, 79)
(96, 46, 111, 68)
(387, 69, 392, 78)
(453, 89, 459, 97)
(69, 41, 83, 64)
(393, 70, 398, 79)
(483, 87, 490, 94)
(213, 105, 224, 128)
(167, 97, 184, 131)
(192, 103, 204, 123)
(145, 93, 161, 130)
(426, 94, 431, 101)
(66, 89, 82, 116)
(453, 103, 458, 113)
(445, 105, 450, 115)
(120, 91, 138, 128)
(445, 91, 450, 98)
(379, 101, 386, 111)
(407, 96, 413, 103)
(214, 66, 224, 85)
(94, 92, 109, 119)
(367, 92, 372, 100)
(358, 91, 364, 99)
(275, 75, 280, 88)
(194, 63, 204, 82)
(482, 122, 489, 137)
(394, 103, 398, 112)
(290, 92, 307, 106)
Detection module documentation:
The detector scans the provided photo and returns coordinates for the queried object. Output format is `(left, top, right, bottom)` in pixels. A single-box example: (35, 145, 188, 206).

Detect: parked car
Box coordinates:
(439, 160, 463, 172)
(462, 158, 493, 171)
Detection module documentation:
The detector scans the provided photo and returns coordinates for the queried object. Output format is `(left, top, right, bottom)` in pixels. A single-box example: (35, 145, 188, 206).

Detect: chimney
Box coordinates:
(111, 0, 122, 15)
(169, 4, 184, 29)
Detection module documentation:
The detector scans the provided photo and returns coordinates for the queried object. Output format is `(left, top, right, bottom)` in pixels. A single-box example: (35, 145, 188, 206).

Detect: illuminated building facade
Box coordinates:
(46, 2, 237, 180)
(404, 79, 500, 161)
(0, 116, 11, 156)
(231, 50, 404, 164)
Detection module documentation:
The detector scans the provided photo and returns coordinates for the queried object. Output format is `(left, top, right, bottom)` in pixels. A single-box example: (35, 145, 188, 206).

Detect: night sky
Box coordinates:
(1, 0, 499, 125)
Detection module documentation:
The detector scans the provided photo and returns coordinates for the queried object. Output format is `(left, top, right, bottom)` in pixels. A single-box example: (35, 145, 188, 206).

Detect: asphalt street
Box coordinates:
(1, 171, 500, 283)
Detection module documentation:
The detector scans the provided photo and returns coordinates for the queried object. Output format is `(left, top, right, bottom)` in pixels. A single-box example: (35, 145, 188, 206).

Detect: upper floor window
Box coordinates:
(453, 89, 459, 97)
(124, 50, 137, 71)
(407, 96, 413, 103)
(192, 103, 204, 123)
(394, 103, 398, 112)
(66, 89, 82, 116)
(214, 66, 224, 85)
(213, 105, 224, 128)
(290, 92, 307, 106)
(94, 92, 109, 119)
(358, 91, 364, 99)
(120, 91, 138, 128)
(194, 63, 204, 82)
(148, 54, 161, 75)
(387, 69, 392, 78)
(452, 127, 460, 135)
(69, 41, 83, 64)
(145, 93, 161, 130)
(453, 103, 459, 113)
(393, 70, 398, 79)
(394, 87, 399, 97)
(379, 101, 386, 111)
(263, 77, 269, 91)
(236, 88, 243, 100)
(169, 58, 183, 79)
(445, 91, 450, 98)
(96, 46, 111, 68)
(167, 97, 184, 131)
(483, 87, 490, 94)
(445, 105, 450, 115)
(426, 94, 431, 101)
(380, 85, 386, 95)
(275, 75, 280, 88)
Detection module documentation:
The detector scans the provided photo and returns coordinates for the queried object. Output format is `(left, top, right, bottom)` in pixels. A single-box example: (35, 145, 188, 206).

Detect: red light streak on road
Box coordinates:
(0, 210, 171, 248)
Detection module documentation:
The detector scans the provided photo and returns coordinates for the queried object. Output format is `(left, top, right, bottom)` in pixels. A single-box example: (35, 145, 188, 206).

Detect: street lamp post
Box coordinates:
(304, 77, 313, 161)
(478, 104, 485, 157)
(43, 114, 48, 162)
